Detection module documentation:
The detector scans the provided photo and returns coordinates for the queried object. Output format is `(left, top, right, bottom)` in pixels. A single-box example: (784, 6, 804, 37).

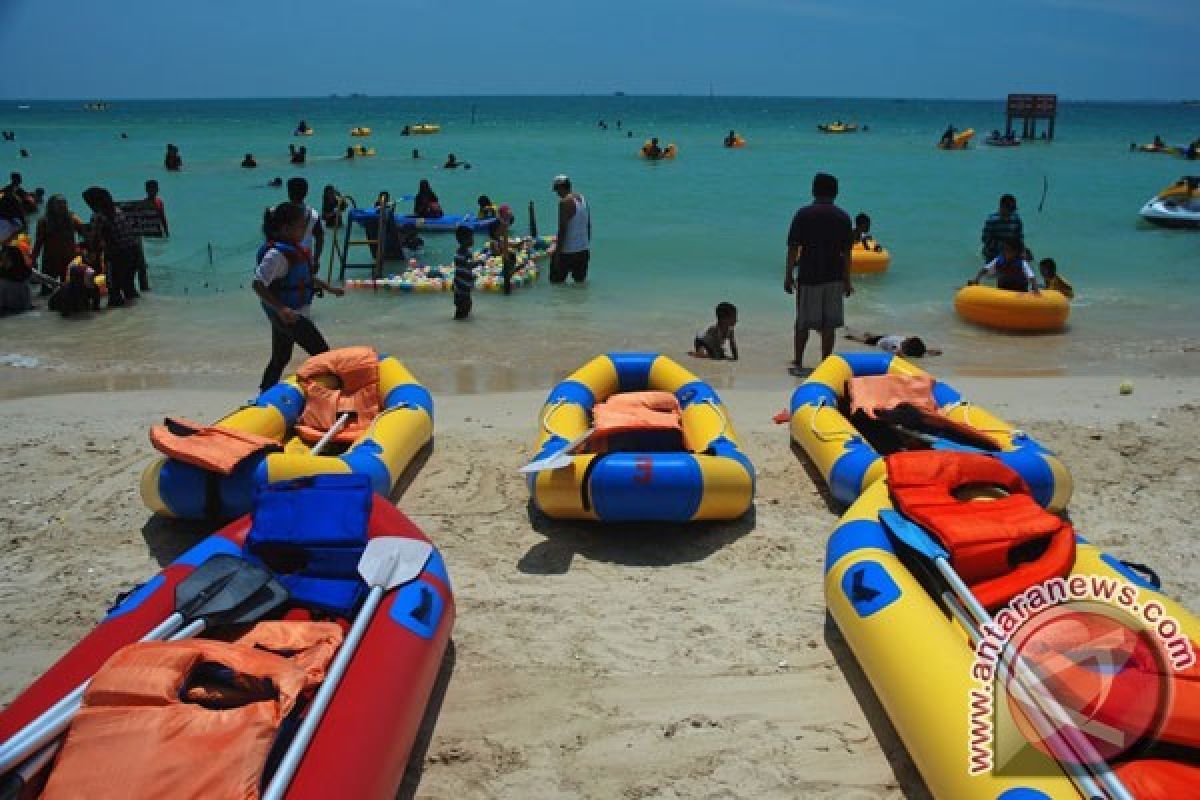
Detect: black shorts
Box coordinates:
(551, 250, 589, 283)
(453, 292, 472, 318)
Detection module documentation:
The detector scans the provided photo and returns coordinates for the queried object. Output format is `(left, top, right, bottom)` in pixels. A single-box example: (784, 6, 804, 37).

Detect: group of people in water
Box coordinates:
(970, 193, 1073, 297)
(0, 169, 169, 316)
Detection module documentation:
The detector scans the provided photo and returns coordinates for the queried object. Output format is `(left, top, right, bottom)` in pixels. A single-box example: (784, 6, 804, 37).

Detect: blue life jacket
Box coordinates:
(257, 240, 313, 312)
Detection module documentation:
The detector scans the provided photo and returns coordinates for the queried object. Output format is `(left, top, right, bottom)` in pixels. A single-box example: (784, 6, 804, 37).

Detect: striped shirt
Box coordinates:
(981, 211, 1023, 261)
(452, 246, 474, 295)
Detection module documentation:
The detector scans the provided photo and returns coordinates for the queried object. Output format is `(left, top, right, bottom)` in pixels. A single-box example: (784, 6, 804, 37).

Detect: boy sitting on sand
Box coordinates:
(1038, 258, 1074, 299)
(690, 302, 739, 360)
(844, 330, 941, 358)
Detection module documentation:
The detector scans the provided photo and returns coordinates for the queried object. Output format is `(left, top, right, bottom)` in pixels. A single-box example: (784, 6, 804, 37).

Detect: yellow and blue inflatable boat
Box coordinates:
(141, 349, 433, 519)
(788, 352, 1072, 510)
(527, 353, 754, 522)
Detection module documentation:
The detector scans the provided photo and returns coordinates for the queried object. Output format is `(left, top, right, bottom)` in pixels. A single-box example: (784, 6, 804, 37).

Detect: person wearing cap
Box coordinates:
(784, 172, 854, 374)
(551, 175, 590, 284)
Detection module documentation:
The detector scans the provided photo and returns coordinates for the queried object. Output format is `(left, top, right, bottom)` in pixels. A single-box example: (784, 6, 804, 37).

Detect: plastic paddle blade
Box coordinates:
(358, 538, 434, 591)
(519, 428, 595, 474)
(175, 554, 273, 622)
(878, 509, 950, 562)
(223, 578, 290, 626)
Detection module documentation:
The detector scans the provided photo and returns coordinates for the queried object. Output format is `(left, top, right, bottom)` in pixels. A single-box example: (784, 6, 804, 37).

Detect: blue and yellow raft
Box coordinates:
(788, 352, 1072, 511)
(140, 353, 433, 519)
(528, 353, 754, 522)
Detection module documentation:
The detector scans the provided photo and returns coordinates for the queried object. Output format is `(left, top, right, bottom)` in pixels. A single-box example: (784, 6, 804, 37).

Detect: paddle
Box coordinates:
(309, 412, 351, 457)
(519, 427, 595, 474)
(261, 537, 434, 800)
(0, 556, 284, 774)
(878, 510, 1133, 800)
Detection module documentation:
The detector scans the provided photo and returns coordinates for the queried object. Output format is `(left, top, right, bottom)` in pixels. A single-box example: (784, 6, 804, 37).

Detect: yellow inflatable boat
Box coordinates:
(937, 128, 975, 150)
(788, 352, 1072, 510)
(955, 285, 1070, 332)
(526, 353, 754, 522)
(850, 241, 891, 274)
(141, 347, 432, 519)
(350, 127, 372, 137)
(407, 123, 440, 135)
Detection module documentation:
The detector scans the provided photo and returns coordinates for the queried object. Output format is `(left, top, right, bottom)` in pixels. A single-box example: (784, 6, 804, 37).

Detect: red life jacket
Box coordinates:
(885, 450, 1075, 609)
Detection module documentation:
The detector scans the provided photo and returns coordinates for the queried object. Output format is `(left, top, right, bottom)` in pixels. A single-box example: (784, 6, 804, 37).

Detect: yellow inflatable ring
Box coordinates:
(955, 285, 1070, 332)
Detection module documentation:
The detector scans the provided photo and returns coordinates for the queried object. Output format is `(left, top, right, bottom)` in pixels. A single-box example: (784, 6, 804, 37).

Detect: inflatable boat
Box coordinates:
(141, 347, 433, 519)
(0, 476, 454, 800)
(955, 284, 1071, 332)
(984, 133, 1021, 147)
(1133, 142, 1182, 156)
(348, 207, 494, 234)
(526, 353, 754, 522)
(639, 141, 677, 160)
(817, 122, 858, 133)
(850, 241, 891, 274)
(1140, 197, 1200, 229)
(788, 352, 1072, 509)
(350, 127, 371, 137)
(937, 128, 975, 150)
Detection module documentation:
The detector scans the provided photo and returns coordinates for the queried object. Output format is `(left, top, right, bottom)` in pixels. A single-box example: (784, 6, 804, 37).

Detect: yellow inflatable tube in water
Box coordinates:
(850, 241, 891, 274)
(141, 352, 432, 519)
(826, 477, 1200, 800)
(640, 141, 677, 160)
(528, 353, 754, 522)
(788, 352, 1073, 510)
(955, 285, 1070, 332)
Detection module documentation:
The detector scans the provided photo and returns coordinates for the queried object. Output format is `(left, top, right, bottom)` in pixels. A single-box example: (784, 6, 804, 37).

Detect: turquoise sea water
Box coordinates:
(1, 96, 1198, 390)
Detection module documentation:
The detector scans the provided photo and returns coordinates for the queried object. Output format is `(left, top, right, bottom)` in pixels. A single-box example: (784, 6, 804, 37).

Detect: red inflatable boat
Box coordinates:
(0, 479, 454, 800)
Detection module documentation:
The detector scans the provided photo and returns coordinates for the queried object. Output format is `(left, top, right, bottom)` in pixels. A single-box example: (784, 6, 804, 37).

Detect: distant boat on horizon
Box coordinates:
(84, 101, 110, 111)
(614, 91, 626, 97)
(17, 104, 29, 110)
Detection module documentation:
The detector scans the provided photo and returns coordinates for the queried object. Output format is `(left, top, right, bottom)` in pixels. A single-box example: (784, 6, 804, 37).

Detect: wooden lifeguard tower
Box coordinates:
(1006, 93, 1057, 140)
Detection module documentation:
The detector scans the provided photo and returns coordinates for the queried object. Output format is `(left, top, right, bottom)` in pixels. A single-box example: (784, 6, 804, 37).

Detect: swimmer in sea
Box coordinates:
(242, 153, 257, 168)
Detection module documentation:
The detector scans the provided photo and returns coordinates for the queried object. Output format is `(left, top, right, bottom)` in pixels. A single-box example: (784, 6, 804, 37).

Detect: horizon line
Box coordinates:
(3, 93, 1195, 105)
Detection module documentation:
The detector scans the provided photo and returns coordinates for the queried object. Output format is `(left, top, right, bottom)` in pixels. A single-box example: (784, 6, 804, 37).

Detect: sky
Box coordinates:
(1, 0, 1197, 101)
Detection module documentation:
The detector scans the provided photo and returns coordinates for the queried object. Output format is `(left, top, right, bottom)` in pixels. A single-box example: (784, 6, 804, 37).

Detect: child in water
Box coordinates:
(452, 225, 474, 320)
(969, 239, 1039, 293)
(50, 250, 103, 316)
(853, 213, 881, 251)
(1038, 258, 1074, 298)
(844, 330, 941, 357)
(690, 302, 739, 360)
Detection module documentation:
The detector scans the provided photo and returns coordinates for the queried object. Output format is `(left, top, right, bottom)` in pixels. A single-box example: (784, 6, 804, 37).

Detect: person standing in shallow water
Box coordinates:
(784, 172, 854, 374)
(551, 174, 590, 284)
(981, 194, 1022, 263)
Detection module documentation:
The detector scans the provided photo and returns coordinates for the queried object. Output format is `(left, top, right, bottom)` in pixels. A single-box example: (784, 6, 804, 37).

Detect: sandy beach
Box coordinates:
(1, 360, 1197, 799)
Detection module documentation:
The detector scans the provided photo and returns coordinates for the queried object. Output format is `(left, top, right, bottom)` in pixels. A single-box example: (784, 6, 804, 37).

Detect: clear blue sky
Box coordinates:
(2, 0, 1196, 101)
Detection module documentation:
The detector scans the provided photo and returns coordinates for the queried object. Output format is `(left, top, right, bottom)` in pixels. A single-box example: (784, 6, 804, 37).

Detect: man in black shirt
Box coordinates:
(785, 172, 854, 374)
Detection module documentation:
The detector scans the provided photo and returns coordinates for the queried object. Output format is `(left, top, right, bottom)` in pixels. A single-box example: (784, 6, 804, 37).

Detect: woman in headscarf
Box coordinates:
(413, 180, 443, 218)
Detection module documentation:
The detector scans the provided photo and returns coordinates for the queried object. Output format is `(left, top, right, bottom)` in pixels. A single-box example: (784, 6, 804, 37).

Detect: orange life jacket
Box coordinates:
(1116, 758, 1200, 800)
(847, 373, 938, 420)
(149, 417, 283, 474)
(1020, 613, 1200, 753)
(42, 622, 342, 800)
(586, 391, 685, 454)
(294, 346, 381, 446)
(886, 450, 1076, 610)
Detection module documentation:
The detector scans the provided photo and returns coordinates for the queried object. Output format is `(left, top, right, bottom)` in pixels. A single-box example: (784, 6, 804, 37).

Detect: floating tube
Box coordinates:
(937, 128, 975, 150)
(955, 285, 1070, 332)
(724, 137, 746, 148)
(140, 351, 433, 519)
(408, 124, 440, 135)
(825, 478, 1200, 800)
(350, 145, 376, 157)
(639, 142, 677, 160)
(528, 353, 754, 522)
(350, 127, 372, 137)
(788, 352, 1072, 510)
(348, 207, 494, 233)
(0, 490, 454, 800)
(817, 123, 858, 133)
(850, 241, 890, 274)
(1133, 143, 1182, 155)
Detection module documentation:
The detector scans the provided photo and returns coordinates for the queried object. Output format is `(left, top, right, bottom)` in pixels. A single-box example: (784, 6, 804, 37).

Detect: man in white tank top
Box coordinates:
(286, 177, 324, 270)
(551, 174, 590, 283)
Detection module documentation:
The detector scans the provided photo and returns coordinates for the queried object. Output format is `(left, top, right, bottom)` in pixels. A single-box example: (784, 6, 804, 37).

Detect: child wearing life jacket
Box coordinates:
(252, 202, 343, 391)
(1038, 258, 1074, 299)
(969, 238, 1039, 293)
(690, 301, 739, 360)
(50, 250, 103, 316)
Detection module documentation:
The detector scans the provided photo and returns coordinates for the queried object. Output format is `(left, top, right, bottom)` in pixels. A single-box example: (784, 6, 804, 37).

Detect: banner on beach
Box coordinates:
(116, 201, 166, 238)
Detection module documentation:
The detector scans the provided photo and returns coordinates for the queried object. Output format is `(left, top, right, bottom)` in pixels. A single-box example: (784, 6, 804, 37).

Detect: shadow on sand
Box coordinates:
(397, 639, 457, 800)
(516, 502, 757, 574)
(823, 612, 932, 800)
